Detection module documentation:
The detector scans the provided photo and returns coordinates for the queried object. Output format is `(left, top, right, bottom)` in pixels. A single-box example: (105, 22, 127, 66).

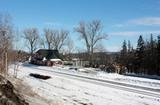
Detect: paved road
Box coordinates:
(25, 65, 160, 98)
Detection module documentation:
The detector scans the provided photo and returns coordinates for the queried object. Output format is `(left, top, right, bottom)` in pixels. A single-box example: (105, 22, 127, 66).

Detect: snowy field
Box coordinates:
(41, 65, 160, 89)
(96, 72, 160, 89)
(9, 63, 160, 105)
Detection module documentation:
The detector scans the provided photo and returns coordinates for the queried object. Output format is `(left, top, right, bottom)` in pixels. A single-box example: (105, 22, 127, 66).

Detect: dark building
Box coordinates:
(30, 49, 62, 66)
(36, 49, 61, 60)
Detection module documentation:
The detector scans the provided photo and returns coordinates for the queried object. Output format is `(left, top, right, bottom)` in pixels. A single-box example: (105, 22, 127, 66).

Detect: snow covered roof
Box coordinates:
(50, 59, 62, 61)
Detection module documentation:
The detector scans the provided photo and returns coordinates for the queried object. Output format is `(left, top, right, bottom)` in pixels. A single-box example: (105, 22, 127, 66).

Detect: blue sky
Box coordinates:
(1, 0, 160, 52)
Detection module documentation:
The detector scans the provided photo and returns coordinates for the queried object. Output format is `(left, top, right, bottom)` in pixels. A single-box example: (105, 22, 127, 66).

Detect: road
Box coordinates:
(23, 65, 160, 98)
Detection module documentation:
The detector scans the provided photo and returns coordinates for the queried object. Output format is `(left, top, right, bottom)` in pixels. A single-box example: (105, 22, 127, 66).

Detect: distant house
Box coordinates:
(30, 49, 63, 66)
(72, 58, 89, 67)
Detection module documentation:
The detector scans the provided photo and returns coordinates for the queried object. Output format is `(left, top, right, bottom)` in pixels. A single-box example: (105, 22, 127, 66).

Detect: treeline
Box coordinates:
(116, 34, 160, 76)
(0, 13, 108, 67)
(22, 20, 108, 66)
(1, 12, 160, 76)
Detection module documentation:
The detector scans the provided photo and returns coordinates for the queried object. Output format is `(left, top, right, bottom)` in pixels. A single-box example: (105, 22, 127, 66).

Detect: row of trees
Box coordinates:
(23, 28, 69, 55)
(23, 20, 107, 65)
(0, 13, 108, 76)
(2, 13, 159, 76)
(117, 35, 160, 75)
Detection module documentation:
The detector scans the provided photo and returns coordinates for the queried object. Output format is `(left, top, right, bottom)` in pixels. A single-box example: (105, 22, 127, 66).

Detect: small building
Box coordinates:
(30, 49, 63, 66)
(72, 58, 89, 67)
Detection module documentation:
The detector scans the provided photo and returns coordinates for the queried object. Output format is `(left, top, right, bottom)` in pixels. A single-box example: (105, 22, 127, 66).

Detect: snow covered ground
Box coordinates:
(48, 65, 160, 90)
(9, 63, 160, 105)
(96, 72, 160, 89)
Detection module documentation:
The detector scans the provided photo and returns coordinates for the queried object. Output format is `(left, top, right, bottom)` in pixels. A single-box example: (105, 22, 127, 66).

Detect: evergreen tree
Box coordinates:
(135, 35, 145, 74)
(137, 35, 145, 51)
(128, 40, 131, 53)
(149, 34, 155, 74)
(121, 40, 127, 55)
(119, 40, 128, 73)
(150, 34, 154, 51)
(157, 35, 160, 75)
(127, 40, 134, 73)
(144, 34, 154, 74)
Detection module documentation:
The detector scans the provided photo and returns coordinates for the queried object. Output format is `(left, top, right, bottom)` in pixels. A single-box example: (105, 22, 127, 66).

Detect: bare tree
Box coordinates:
(0, 13, 13, 76)
(44, 28, 53, 49)
(44, 28, 69, 51)
(39, 37, 46, 49)
(64, 37, 74, 59)
(23, 28, 39, 55)
(75, 20, 107, 65)
(66, 37, 74, 54)
(94, 43, 106, 52)
(52, 29, 69, 50)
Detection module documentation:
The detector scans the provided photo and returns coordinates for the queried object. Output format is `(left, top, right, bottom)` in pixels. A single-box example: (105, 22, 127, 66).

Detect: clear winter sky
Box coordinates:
(1, 0, 160, 52)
